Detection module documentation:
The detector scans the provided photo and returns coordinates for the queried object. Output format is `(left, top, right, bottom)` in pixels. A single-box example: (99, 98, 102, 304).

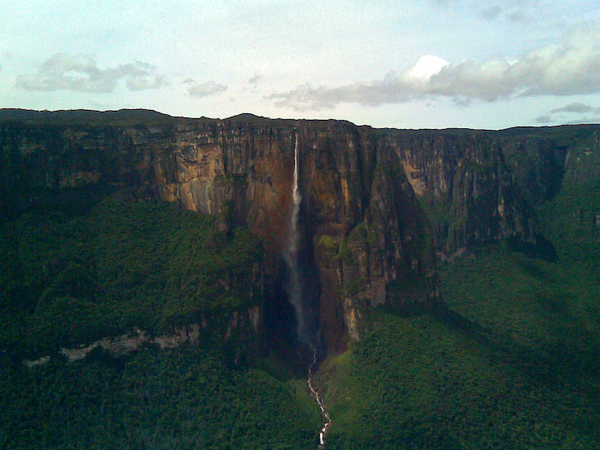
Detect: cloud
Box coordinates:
(270, 23, 600, 111)
(187, 81, 228, 98)
(550, 102, 594, 114)
(535, 115, 552, 123)
(480, 6, 502, 21)
(269, 55, 451, 111)
(478, 3, 531, 23)
(16, 53, 167, 93)
(433, 0, 532, 22)
(535, 101, 600, 124)
(506, 10, 528, 22)
(123, 62, 167, 91)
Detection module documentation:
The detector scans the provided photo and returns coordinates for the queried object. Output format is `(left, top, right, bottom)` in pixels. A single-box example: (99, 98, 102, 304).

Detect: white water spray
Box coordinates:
(284, 134, 305, 339)
(292, 134, 302, 239)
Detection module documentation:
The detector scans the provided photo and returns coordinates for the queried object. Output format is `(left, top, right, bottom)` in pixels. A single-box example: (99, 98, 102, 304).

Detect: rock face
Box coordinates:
(151, 117, 442, 351)
(23, 305, 262, 366)
(387, 126, 600, 256)
(3, 110, 598, 353)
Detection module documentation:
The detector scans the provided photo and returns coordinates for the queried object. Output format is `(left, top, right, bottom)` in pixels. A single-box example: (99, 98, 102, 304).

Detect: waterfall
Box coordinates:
(284, 133, 305, 341)
(292, 133, 302, 231)
(284, 133, 331, 448)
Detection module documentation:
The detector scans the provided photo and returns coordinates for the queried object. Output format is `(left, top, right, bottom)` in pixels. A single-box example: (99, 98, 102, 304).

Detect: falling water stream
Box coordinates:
(285, 133, 331, 448)
(284, 133, 304, 337)
(308, 345, 332, 449)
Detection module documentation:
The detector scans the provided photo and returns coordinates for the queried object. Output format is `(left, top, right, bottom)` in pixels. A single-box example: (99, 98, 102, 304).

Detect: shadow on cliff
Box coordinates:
(262, 244, 324, 372)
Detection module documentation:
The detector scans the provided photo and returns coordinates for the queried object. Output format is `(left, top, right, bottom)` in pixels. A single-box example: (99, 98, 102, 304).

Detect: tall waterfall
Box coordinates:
(284, 133, 305, 341)
(284, 134, 331, 448)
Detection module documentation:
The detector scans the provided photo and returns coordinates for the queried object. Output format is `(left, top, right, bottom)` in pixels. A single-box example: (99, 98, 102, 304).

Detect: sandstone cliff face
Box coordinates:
(0, 113, 440, 352)
(385, 126, 600, 256)
(3, 111, 596, 353)
(294, 122, 439, 348)
(149, 117, 441, 351)
(389, 130, 538, 255)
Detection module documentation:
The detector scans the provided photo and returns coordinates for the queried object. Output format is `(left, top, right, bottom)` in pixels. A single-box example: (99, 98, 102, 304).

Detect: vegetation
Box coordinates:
(0, 199, 264, 355)
(319, 311, 599, 449)
(318, 235, 600, 448)
(1, 119, 599, 448)
(315, 143, 600, 449)
(0, 108, 180, 127)
(0, 198, 323, 449)
(0, 347, 319, 450)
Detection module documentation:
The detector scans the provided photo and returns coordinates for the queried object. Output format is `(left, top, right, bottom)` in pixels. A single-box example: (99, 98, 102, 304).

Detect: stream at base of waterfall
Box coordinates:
(308, 346, 332, 448)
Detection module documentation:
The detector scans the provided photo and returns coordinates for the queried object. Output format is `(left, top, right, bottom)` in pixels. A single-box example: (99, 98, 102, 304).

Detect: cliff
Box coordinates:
(2, 109, 598, 353)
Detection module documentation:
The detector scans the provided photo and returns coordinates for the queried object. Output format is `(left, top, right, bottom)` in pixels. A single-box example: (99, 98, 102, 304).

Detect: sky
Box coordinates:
(2, 0, 600, 129)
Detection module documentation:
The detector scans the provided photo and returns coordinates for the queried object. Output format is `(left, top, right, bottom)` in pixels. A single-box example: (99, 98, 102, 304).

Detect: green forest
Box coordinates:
(0, 199, 264, 354)
(2, 178, 599, 448)
(0, 199, 321, 449)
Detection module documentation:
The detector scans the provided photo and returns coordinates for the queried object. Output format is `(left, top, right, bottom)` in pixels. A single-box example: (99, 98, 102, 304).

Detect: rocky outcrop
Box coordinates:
(0, 112, 442, 352)
(150, 117, 441, 351)
(388, 131, 537, 253)
(23, 305, 262, 367)
(386, 126, 600, 255)
(296, 122, 439, 349)
(60, 326, 202, 362)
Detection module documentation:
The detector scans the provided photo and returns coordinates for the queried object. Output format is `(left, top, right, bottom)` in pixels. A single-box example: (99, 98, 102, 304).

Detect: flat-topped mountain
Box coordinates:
(2, 109, 599, 353)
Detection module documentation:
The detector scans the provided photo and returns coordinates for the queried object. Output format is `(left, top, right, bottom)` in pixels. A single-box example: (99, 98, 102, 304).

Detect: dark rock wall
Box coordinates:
(385, 127, 600, 257)
(388, 131, 536, 255)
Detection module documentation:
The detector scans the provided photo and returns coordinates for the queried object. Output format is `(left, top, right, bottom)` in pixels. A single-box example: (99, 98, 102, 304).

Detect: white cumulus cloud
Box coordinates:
(270, 23, 600, 111)
(16, 53, 167, 93)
